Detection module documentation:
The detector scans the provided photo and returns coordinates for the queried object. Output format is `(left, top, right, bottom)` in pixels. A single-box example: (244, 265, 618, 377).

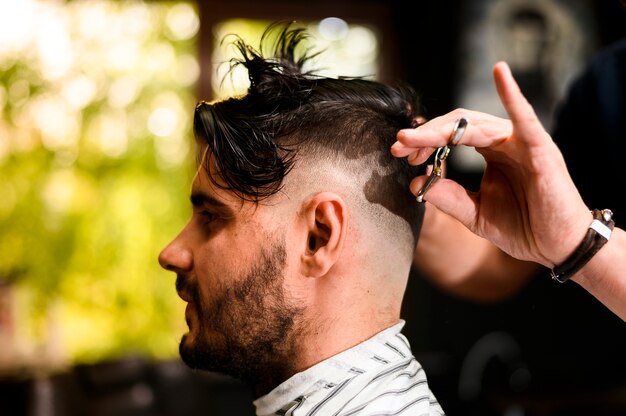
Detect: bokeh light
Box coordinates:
(211, 18, 380, 98)
(0, 0, 198, 370)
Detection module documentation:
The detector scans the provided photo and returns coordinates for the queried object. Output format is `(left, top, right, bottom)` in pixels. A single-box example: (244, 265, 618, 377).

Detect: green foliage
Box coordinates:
(0, 1, 198, 363)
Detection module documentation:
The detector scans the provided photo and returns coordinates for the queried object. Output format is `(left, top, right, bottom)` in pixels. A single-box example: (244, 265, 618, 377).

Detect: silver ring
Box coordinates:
(449, 117, 468, 146)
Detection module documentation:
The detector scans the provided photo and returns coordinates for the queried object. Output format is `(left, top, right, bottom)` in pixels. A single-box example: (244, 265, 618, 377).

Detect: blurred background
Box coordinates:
(0, 0, 625, 415)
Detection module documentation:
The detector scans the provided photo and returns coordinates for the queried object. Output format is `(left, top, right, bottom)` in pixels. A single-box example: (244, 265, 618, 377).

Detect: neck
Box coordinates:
(251, 316, 400, 398)
(285, 272, 402, 381)
(251, 268, 404, 398)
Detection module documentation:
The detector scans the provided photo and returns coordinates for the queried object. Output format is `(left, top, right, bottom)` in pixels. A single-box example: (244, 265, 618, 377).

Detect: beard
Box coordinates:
(177, 239, 305, 392)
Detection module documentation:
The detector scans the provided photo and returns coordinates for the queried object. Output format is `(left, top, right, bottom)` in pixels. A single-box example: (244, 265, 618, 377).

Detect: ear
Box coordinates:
(299, 192, 347, 278)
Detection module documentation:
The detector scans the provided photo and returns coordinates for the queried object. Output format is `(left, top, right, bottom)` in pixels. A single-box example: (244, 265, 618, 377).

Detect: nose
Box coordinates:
(158, 235, 193, 273)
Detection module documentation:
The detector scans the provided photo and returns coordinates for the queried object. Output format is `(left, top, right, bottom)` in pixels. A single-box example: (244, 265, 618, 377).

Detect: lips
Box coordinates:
(178, 290, 192, 303)
(185, 303, 194, 327)
(176, 274, 193, 302)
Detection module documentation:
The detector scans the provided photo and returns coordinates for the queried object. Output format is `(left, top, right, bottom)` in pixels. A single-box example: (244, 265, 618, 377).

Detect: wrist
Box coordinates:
(571, 226, 623, 285)
(550, 209, 615, 283)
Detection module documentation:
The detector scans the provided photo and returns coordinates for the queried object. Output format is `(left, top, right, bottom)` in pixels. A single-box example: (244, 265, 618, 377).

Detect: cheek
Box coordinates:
(192, 236, 260, 299)
(282, 220, 306, 269)
(276, 234, 309, 301)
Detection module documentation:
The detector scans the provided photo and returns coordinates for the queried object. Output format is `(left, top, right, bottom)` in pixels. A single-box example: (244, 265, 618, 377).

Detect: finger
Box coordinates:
(394, 145, 436, 165)
(409, 147, 436, 165)
(407, 150, 420, 163)
(414, 115, 427, 125)
(407, 150, 434, 166)
(409, 175, 479, 229)
(493, 61, 547, 146)
(391, 140, 419, 158)
(395, 111, 511, 150)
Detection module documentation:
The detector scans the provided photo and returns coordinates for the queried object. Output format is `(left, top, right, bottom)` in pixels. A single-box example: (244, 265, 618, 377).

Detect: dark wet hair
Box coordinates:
(194, 21, 424, 243)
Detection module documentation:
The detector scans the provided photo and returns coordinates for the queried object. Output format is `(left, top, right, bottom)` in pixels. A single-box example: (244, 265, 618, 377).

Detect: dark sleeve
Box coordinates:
(551, 38, 626, 226)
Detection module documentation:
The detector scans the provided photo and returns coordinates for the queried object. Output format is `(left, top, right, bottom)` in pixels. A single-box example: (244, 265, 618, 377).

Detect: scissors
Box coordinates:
(415, 117, 468, 203)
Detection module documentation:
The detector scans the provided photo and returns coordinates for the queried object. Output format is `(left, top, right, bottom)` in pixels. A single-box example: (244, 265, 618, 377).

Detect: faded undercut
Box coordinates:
(193, 22, 425, 245)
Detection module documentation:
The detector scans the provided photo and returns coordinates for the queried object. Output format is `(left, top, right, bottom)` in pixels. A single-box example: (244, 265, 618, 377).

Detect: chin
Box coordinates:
(179, 333, 197, 368)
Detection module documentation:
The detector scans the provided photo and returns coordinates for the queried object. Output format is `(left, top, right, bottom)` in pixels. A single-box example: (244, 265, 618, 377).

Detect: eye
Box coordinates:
(199, 210, 217, 225)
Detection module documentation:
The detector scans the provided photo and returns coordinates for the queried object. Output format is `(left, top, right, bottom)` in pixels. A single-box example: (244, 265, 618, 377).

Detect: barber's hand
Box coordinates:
(392, 61, 591, 268)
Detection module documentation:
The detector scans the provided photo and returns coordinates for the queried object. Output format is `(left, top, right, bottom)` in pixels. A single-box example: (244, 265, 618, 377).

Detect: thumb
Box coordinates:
(410, 176, 479, 230)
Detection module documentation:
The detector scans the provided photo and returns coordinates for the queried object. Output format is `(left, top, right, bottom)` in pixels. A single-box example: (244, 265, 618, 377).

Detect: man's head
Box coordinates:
(158, 22, 424, 393)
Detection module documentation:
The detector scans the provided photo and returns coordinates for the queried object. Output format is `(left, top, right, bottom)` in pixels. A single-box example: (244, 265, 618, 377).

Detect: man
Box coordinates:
(158, 23, 444, 415)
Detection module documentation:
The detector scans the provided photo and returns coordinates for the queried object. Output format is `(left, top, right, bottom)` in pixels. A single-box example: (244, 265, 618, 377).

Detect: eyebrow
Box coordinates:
(190, 191, 230, 210)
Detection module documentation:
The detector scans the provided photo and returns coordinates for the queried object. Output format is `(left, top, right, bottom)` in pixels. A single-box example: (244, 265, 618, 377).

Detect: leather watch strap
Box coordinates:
(551, 209, 615, 283)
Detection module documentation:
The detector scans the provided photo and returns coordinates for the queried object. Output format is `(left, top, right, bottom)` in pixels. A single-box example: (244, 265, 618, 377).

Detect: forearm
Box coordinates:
(414, 206, 537, 302)
(572, 227, 626, 321)
(415, 204, 485, 279)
